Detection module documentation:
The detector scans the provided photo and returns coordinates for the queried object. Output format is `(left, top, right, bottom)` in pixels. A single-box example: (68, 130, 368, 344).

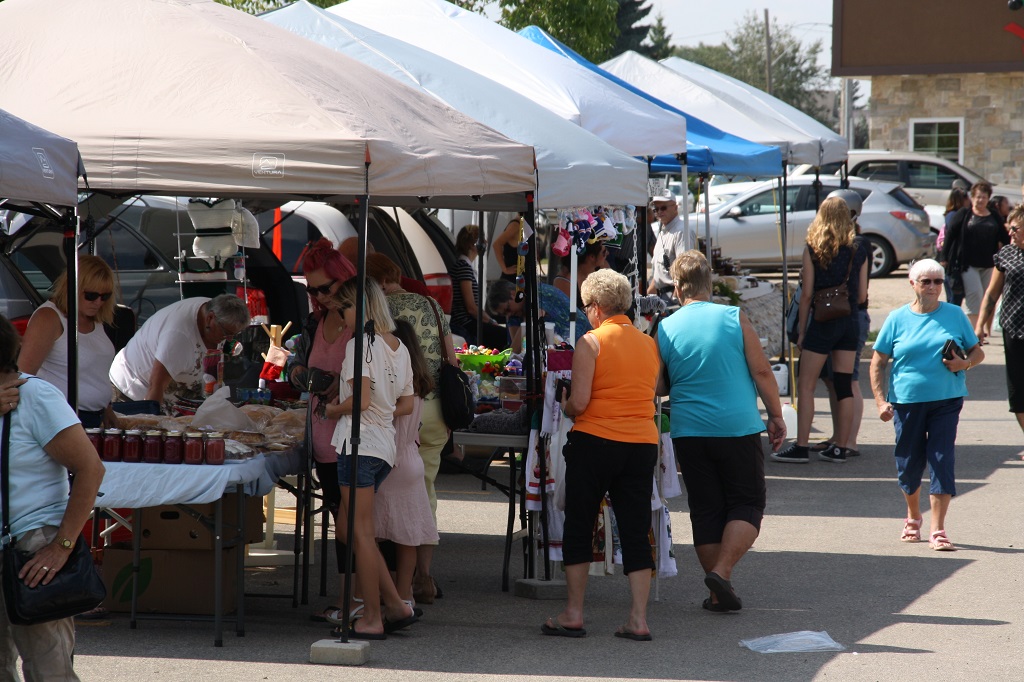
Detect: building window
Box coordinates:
(909, 118, 963, 163)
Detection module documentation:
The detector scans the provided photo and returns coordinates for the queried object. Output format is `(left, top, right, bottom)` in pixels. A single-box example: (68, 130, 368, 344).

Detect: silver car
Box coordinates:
(690, 176, 934, 277)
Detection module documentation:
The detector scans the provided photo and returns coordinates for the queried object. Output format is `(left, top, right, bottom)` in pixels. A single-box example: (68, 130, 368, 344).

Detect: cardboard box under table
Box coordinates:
(94, 457, 273, 646)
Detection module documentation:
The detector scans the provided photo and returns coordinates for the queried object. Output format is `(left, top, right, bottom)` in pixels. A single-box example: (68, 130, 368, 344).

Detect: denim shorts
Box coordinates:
(337, 450, 392, 490)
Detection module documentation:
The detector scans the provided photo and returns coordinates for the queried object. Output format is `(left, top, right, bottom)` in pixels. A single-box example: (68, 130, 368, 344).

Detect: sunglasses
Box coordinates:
(653, 205, 672, 213)
(83, 291, 112, 302)
(917, 278, 943, 286)
(1010, 226, 1021, 233)
(306, 279, 337, 296)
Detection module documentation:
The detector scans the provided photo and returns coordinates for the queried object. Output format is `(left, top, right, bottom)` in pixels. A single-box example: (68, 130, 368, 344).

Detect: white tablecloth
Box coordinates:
(95, 455, 281, 508)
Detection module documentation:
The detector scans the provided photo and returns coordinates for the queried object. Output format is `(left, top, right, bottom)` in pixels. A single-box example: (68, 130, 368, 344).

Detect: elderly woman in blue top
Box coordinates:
(870, 258, 983, 552)
(657, 251, 786, 612)
(0, 314, 105, 680)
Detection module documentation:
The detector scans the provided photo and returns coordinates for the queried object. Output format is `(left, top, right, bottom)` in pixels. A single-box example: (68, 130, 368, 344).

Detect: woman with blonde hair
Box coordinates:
(20, 255, 120, 428)
(773, 197, 868, 464)
(323, 277, 418, 640)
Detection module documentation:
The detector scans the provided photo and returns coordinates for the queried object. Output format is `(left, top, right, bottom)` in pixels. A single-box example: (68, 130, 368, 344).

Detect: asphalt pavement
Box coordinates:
(69, 281, 1024, 681)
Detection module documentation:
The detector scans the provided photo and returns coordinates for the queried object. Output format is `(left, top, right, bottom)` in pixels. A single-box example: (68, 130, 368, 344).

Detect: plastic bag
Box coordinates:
(739, 630, 845, 654)
(191, 386, 257, 432)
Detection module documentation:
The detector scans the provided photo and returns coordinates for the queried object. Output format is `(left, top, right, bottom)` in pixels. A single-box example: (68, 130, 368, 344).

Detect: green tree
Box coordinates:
(498, 0, 618, 63)
(642, 13, 673, 60)
(676, 11, 833, 128)
(215, 0, 335, 13)
(612, 0, 652, 56)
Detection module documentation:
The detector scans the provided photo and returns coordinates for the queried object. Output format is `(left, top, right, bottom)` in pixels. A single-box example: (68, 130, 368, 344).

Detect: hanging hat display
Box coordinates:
(188, 198, 239, 269)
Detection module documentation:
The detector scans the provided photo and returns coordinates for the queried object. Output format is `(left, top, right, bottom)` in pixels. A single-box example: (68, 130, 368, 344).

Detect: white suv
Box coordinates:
(791, 150, 1023, 227)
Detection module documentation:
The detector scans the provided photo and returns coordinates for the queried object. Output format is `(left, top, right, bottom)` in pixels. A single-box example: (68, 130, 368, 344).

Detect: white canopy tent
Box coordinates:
(263, 0, 649, 209)
(660, 56, 848, 168)
(0, 0, 536, 211)
(601, 51, 821, 166)
(329, 0, 688, 159)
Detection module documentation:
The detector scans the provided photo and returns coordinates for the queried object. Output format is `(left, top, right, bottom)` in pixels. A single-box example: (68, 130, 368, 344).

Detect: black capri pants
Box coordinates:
(1004, 332, 1024, 413)
(314, 460, 347, 573)
(561, 430, 658, 574)
(673, 433, 767, 546)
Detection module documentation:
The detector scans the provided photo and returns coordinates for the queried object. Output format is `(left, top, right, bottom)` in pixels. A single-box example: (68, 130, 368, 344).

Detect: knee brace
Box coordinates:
(833, 371, 854, 400)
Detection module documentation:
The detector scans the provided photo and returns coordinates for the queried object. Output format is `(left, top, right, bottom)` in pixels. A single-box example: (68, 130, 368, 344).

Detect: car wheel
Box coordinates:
(865, 235, 895, 277)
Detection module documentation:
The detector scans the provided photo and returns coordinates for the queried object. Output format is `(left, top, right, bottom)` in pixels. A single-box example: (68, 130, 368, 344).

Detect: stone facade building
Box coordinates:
(833, 1, 1024, 186)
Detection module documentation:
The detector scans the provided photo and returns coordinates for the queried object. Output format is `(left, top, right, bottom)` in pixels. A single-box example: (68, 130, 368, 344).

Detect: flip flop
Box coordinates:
(701, 597, 730, 613)
(614, 626, 652, 641)
(540, 618, 586, 638)
(330, 625, 386, 641)
(323, 604, 364, 626)
(382, 612, 419, 634)
(310, 605, 343, 623)
(704, 572, 742, 611)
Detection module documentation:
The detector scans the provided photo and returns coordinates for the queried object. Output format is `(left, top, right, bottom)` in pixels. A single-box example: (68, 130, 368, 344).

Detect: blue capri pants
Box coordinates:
(892, 398, 963, 496)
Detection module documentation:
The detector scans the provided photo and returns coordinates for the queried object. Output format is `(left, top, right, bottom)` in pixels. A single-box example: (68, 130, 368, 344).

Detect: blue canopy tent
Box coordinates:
(518, 26, 782, 178)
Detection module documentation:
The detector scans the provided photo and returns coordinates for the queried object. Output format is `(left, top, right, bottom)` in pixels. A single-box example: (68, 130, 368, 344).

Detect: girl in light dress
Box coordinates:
(323, 278, 417, 640)
(374, 319, 439, 605)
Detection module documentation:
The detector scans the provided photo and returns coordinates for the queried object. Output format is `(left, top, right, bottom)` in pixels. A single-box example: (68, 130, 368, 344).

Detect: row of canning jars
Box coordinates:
(85, 429, 226, 465)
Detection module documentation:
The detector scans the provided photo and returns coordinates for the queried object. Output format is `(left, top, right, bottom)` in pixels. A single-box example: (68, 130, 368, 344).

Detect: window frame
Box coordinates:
(908, 117, 964, 164)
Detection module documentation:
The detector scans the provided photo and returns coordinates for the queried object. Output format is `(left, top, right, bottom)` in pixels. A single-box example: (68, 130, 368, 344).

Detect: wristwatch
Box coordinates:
(55, 536, 73, 550)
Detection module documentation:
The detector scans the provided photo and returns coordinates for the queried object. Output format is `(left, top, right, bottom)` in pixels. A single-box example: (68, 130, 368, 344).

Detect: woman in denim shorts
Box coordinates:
(773, 197, 868, 464)
(325, 278, 418, 640)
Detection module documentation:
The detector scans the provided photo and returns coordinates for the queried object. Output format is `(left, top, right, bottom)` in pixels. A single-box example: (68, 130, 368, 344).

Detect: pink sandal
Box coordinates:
(929, 530, 956, 551)
(900, 518, 922, 543)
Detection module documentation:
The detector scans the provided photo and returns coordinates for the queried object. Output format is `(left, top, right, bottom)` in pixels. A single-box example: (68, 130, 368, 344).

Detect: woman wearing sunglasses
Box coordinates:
(284, 239, 358, 621)
(20, 255, 120, 428)
(870, 259, 983, 551)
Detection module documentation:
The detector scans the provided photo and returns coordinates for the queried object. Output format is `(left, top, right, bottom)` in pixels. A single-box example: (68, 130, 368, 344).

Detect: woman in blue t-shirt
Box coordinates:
(870, 259, 984, 552)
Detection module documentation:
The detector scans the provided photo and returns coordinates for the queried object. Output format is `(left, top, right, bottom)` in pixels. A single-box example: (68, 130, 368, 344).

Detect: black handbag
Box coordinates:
(1, 413, 106, 625)
(812, 251, 854, 322)
(427, 297, 475, 430)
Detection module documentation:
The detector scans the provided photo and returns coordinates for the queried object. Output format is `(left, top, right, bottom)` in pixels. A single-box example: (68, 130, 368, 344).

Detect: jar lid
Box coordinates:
(85, 428, 102, 434)
(207, 432, 224, 438)
(166, 430, 182, 436)
(185, 431, 203, 438)
(104, 428, 123, 435)
(125, 429, 143, 435)
(145, 430, 162, 436)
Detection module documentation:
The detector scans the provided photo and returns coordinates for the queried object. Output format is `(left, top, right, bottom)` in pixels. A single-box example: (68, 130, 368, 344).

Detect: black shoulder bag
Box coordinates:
(426, 297, 475, 430)
(2, 413, 105, 625)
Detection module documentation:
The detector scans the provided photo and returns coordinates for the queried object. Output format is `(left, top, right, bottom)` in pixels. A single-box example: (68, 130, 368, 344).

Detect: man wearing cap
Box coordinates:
(646, 190, 695, 301)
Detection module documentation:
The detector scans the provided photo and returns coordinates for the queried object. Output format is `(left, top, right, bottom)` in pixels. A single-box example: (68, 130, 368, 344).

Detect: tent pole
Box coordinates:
(64, 209, 79, 411)
(476, 209, 484, 345)
(780, 163, 790, 365)
(340, 163, 371, 644)
(522, 193, 549, 579)
(568, 220, 577, 344)
(680, 161, 690, 251)
(702, 174, 711, 262)
(639, 158, 652, 295)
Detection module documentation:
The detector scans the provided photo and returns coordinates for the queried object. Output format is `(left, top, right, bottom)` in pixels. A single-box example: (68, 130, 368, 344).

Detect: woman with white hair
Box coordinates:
(869, 258, 983, 551)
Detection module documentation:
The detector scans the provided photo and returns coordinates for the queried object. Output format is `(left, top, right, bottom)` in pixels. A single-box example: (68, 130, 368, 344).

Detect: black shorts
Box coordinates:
(672, 433, 767, 546)
(802, 314, 858, 355)
(1005, 332, 1024, 413)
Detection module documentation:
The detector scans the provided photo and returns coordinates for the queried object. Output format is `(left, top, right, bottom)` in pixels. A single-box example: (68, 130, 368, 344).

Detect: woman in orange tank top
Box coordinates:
(540, 269, 661, 642)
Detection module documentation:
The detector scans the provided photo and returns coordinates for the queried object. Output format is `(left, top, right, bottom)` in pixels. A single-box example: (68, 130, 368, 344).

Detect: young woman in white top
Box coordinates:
(19, 255, 119, 428)
(325, 277, 417, 640)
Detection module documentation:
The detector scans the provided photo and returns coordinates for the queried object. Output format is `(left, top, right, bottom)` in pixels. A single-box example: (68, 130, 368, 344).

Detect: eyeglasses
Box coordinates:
(209, 317, 241, 342)
(653, 205, 672, 213)
(306, 279, 337, 296)
(917, 278, 943, 287)
(83, 291, 112, 302)
(1010, 226, 1021, 233)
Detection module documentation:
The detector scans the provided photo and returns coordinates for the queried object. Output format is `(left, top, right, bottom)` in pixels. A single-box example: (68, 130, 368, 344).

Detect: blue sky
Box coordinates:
(648, 0, 834, 67)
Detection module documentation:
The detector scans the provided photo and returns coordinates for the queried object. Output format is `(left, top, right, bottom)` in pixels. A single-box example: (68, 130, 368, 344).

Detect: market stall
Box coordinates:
(0, 0, 539, 642)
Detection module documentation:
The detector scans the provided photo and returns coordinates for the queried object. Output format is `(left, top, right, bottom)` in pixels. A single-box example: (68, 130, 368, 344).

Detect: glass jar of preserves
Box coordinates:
(163, 431, 183, 465)
(101, 429, 122, 463)
(183, 432, 204, 465)
(204, 432, 225, 465)
(122, 430, 143, 463)
(143, 430, 163, 464)
(85, 428, 102, 456)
